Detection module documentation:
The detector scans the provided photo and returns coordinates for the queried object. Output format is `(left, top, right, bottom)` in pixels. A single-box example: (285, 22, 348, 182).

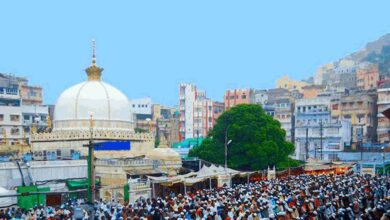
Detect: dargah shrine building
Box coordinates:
(28, 41, 181, 195)
(32, 41, 158, 158)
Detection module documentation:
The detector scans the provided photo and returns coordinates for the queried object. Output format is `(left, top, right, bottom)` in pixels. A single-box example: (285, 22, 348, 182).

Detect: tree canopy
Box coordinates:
(189, 104, 295, 171)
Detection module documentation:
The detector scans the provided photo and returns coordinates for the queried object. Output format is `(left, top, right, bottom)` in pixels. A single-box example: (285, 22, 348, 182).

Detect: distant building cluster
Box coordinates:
(0, 73, 49, 146)
(178, 59, 390, 161)
(3, 57, 390, 161)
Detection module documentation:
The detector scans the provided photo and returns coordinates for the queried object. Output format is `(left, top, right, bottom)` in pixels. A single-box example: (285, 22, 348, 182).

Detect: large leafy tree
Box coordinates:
(189, 104, 294, 171)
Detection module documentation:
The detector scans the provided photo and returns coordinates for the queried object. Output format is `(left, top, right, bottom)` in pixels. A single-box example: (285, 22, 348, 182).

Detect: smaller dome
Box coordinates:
(147, 148, 181, 162)
(146, 135, 181, 162)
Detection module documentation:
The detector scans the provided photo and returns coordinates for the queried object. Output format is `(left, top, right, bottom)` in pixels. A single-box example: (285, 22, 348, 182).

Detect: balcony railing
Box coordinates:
(0, 87, 20, 99)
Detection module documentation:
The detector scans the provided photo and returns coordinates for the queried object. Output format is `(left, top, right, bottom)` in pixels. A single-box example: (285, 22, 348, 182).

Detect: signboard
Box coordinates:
(361, 167, 375, 176)
(94, 141, 131, 151)
(217, 175, 231, 187)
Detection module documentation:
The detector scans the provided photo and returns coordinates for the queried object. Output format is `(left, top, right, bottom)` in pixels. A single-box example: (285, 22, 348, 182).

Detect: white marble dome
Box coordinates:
(53, 58, 133, 131)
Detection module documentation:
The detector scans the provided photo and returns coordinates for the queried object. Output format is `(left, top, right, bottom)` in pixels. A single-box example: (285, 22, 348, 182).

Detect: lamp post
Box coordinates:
(224, 125, 232, 171)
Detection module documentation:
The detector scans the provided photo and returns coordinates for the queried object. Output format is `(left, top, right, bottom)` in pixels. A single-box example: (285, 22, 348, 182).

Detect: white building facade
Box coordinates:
(0, 75, 48, 145)
(294, 97, 351, 161)
(179, 83, 217, 140)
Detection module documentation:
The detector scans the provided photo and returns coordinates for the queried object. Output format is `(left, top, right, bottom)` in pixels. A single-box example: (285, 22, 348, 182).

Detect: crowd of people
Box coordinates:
(0, 173, 389, 220)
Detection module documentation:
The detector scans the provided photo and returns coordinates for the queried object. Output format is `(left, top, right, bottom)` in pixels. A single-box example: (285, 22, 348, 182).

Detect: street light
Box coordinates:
(224, 125, 232, 170)
(225, 139, 232, 170)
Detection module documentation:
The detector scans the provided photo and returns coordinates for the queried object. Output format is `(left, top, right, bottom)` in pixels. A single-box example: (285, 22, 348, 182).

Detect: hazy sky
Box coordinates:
(1, 1, 390, 105)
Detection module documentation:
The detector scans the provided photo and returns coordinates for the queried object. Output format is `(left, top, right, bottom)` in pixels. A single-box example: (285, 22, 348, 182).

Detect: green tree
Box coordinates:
(189, 104, 295, 171)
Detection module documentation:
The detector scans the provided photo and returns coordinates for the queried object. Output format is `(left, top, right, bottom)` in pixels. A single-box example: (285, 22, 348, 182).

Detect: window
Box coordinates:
(10, 115, 20, 122)
(24, 115, 30, 120)
(0, 114, 3, 121)
(11, 127, 19, 135)
(28, 90, 37, 97)
(132, 104, 135, 108)
(357, 114, 365, 123)
(332, 104, 338, 110)
(241, 95, 246, 99)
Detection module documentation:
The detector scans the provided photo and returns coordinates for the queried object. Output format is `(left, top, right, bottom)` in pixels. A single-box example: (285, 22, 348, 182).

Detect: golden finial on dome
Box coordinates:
(85, 38, 104, 81)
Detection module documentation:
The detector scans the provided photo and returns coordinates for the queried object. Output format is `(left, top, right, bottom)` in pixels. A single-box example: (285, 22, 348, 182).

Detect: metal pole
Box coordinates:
(305, 127, 309, 160)
(320, 120, 323, 160)
(87, 115, 96, 204)
(197, 130, 199, 147)
(224, 125, 229, 170)
(209, 178, 212, 190)
(360, 124, 364, 161)
(350, 125, 353, 150)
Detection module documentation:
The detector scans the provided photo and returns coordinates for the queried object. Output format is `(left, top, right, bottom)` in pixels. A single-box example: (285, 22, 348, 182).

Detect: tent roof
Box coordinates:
(148, 164, 243, 185)
(0, 187, 12, 195)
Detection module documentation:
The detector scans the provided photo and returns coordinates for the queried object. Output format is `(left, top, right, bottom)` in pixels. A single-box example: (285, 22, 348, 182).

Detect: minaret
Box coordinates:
(85, 38, 104, 81)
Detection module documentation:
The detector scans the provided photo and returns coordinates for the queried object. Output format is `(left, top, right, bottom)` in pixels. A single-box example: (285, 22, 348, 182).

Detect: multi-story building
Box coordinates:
(331, 92, 377, 147)
(294, 96, 351, 161)
(356, 63, 379, 90)
(224, 88, 251, 109)
(266, 88, 291, 103)
(333, 72, 357, 89)
(193, 96, 214, 138)
(263, 104, 275, 117)
(0, 73, 48, 145)
(377, 84, 390, 143)
(276, 75, 308, 93)
(266, 88, 295, 141)
(251, 89, 268, 105)
(129, 97, 154, 133)
(301, 85, 326, 99)
(212, 101, 224, 124)
(179, 83, 219, 140)
(20, 84, 43, 105)
(129, 97, 152, 116)
(153, 104, 180, 147)
(22, 105, 49, 134)
(179, 83, 197, 140)
(314, 63, 335, 85)
(270, 98, 295, 142)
